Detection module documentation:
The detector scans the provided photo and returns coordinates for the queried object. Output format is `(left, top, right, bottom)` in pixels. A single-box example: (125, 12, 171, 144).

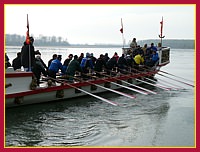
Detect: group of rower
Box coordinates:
(6, 36, 160, 85)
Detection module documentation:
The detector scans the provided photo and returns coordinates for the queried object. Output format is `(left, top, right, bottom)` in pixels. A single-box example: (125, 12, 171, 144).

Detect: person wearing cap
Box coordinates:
(21, 36, 35, 71)
(66, 55, 82, 82)
(48, 55, 65, 81)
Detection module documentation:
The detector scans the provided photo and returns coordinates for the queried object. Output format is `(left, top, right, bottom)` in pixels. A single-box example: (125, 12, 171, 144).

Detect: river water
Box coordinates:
(5, 47, 195, 147)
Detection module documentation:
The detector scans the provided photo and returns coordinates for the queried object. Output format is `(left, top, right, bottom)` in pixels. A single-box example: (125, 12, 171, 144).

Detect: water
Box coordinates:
(5, 47, 195, 147)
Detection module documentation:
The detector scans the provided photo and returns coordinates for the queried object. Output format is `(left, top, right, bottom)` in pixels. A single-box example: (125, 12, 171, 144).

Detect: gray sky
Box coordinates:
(5, 4, 195, 45)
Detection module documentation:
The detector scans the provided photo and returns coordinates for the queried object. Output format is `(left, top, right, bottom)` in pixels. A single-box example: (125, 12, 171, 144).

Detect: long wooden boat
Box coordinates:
(5, 47, 170, 108)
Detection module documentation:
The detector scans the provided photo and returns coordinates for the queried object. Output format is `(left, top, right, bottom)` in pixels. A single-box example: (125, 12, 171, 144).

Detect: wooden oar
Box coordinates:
(102, 69, 157, 95)
(157, 73, 195, 88)
(135, 78, 170, 91)
(142, 66, 195, 88)
(144, 77, 178, 91)
(156, 77, 185, 90)
(72, 76, 136, 99)
(48, 76, 119, 106)
(66, 83, 119, 106)
(91, 71, 149, 95)
(159, 70, 194, 83)
(117, 68, 170, 91)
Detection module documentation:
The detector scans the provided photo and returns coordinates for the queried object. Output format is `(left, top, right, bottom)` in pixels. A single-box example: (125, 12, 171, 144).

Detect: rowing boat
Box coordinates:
(5, 46, 171, 108)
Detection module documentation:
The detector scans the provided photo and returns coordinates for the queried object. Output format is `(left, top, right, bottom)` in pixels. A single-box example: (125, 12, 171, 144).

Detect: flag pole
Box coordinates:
(120, 18, 124, 48)
(159, 16, 165, 47)
(26, 14, 31, 71)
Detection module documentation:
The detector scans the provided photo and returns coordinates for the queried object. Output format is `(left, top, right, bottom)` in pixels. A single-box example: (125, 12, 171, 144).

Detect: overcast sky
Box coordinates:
(5, 4, 195, 45)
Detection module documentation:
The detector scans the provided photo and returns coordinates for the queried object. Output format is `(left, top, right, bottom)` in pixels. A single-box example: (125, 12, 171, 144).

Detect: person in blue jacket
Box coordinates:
(145, 50, 159, 67)
(80, 53, 94, 79)
(48, 55, 65, 81)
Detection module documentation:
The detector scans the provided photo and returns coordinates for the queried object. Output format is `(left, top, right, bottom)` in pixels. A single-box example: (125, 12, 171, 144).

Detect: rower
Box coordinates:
(80, 52, 94, 80)
(48, 55, 65, 82)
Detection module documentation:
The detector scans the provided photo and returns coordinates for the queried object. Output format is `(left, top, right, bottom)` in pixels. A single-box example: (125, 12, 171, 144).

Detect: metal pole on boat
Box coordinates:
(48, 76, 119, 106)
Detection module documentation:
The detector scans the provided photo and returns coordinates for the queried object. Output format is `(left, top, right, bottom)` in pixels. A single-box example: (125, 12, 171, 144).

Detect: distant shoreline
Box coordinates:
(5, 34, 194, 49)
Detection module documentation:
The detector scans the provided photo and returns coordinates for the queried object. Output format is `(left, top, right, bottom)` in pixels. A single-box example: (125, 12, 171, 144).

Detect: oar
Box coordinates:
(117, 68, 170, 91)
(159, 70, 194, 83)
(66, 83, 119, 106)
(157, 73, 195, 88)
(92, 71, 149, 95)
(72, 76, 136, 99)
(144, 77, 178, 91)
(143, 66, 195, 88)
(48, 76, 119, 106)
(135, 78, 170, 91)
(132, 68, 188, 89)
(152, 76, 186, 90)
(104, 69, 157, 95)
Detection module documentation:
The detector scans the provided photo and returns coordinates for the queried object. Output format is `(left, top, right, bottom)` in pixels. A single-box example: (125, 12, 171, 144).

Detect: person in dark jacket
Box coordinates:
(103, 53, 110, 63)
(117, 54, 128, 73)
(5, 53, 11, 69)
(94, 54, 106, 77)
(35, 50, 48, 71)
(12, 52, 21, 70)
(106, 56, 118, 75)
(21, 37, 35, 71)
(32, 55, 47, 86)
(48, 55, 65, 81)
(66, 55, 82, 82)
(78, 53, 84, 64)
(63, 54, 73, 72)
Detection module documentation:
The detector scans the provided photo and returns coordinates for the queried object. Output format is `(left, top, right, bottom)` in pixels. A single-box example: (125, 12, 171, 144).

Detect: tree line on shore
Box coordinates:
(5, 34, 195, 49)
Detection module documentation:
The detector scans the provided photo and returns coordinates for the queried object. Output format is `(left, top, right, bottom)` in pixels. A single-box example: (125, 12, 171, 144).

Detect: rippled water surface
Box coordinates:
(5, 48, 195, 147)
